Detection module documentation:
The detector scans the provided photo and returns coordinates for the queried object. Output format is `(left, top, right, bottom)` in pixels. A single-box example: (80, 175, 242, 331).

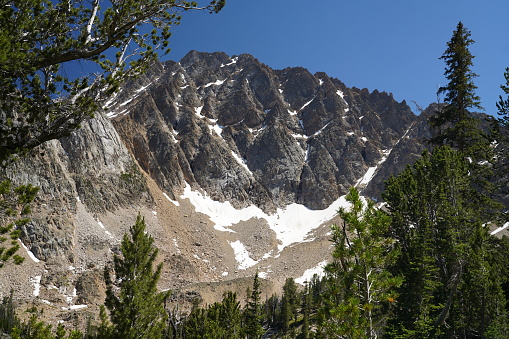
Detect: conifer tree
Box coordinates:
(430, 21, 485, 156)
(103, 214, 169, 339)
(0, 0, 225, 161)
(243, 272, 264, 339)
(0, 181, 39, 268)
(383, 146, 506, 337)
(497, 67, 509, 127)
(219, 291, 242, 339)
(319, 187, 402, 339)
(281, 277, 298, 333)
(301, 281, 311, 339)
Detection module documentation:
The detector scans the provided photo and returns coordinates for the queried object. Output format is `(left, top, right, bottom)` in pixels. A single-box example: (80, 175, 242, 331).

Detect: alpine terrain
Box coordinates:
(0, 51, 432, 324)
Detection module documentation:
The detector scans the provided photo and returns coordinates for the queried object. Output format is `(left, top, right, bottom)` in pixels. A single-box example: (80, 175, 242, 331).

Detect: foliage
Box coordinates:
(319, 187, 402, 339)
(0, 178, 39, 268)
(281, 277, 298, 333)
(0, 0, 225, 161)
(103, 214, 170, 339)
(383, 146, 507, 338)
(243, 271, 264, 339)
(183, 291, 242, 338)
(497, 68, 509, 127)
(429, 21, 487, 157)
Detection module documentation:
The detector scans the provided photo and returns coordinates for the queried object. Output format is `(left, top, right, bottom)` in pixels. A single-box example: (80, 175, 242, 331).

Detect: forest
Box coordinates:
(1, 0, 509, 337)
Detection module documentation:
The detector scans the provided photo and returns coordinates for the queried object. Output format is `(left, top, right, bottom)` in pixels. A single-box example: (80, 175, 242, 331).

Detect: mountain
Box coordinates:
(0, 51, 430, 323)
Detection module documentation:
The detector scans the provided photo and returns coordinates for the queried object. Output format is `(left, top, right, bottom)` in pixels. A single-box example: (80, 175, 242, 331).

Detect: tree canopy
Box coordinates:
(0, 0, 225, 161)
(429, 21, 485, 155)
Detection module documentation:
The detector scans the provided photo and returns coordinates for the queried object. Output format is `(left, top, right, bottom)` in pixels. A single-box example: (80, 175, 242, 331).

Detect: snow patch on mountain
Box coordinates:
(19, 240, 40, 263)
(491, 222, 509, 235)
(295, 260, 327, 285)
(229, 240, 258, 270)
(180, 183, 350, 252)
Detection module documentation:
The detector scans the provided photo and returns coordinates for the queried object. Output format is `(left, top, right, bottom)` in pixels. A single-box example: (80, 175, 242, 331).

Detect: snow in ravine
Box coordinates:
(295, 260, 327, 285)
(228, 240, 258, 270)
(31, 275, 42, 296)
(180, 183, 351, 253)
(300, 97, 315, 110)
(163, 192, 180, 206)
(19, 239, 40, 263)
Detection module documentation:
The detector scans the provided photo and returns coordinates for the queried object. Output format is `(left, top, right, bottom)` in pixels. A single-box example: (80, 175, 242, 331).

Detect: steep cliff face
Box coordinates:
(108, 50, 426, 212)
(6, 112, 151, 263)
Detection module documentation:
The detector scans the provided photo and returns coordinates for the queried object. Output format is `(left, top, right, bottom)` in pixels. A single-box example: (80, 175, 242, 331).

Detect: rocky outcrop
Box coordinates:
(6, 112, 152, 262)
(108, 51, 427, 211)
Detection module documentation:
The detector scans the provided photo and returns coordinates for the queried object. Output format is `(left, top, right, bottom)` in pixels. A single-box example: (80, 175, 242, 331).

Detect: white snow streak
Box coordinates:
(195, 106, 204, 118)
(220, 57, 238, 67)
(231, 151, 252, 175)
(229, 240, 258, 270)
(31, 276, 42, 296)
(19, 240, 39, 263)
(300, 97, 315, 110)
(336, 90, 348, 105)
(356, 166, 377, 187)
(295, 261, 327, 285)
(491, 222, 509, 235)
(163, 193, 179, 206)
(204, 79, 226, 88)
(135, 83, 151, 93)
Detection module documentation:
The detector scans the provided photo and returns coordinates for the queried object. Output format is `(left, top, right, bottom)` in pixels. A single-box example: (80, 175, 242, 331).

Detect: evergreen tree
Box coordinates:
(383, 146, 506, 338)
(497, 67, 509, 127)
(301, 281, 311, 339)
(430, 21, 485, 156)
(0, 0, 225, 162)
(103, 214, 170, 339)
(319, 187, 402, 339)
(264, 294, 281, 330)
(243, 272, 264, 339)
(281, 278, 298, 333)
(219, 291, 242, 339)
(0, 180, 39, 268)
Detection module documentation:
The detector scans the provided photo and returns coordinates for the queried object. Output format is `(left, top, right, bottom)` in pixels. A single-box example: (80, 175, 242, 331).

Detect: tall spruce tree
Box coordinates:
(103, 214, 169, 339)
(243, 272, 264, 339)
(497, 67, 509, 127)
(430, 21, 485, 156)
(319, 187, 402, 339)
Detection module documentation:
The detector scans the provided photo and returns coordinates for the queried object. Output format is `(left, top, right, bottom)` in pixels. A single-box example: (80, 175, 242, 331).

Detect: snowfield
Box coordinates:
(180, 183, 351, 253)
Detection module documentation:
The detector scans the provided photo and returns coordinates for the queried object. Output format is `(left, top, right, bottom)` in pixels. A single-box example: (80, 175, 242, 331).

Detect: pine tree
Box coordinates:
(0, 180, 39, 268)
(319, 187, 402, 339)
(0, 0, 225, 162)
(243, 272, 264, 339)
(281, 278, 298, 333)
(497, 67, 509, 127)
(383, 146, 506, 338)
(103, 214, 169, 339)
(301, 281, 311, 339)
(219, 291, 242, 339)
(430, 21, 485, 156)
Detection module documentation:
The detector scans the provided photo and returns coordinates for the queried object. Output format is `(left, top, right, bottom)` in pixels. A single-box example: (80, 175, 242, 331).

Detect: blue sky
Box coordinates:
(164, 0, 509, 116)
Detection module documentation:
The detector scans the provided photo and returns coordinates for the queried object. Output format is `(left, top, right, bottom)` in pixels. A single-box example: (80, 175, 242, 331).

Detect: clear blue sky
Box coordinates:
(164, 0, 509, 116)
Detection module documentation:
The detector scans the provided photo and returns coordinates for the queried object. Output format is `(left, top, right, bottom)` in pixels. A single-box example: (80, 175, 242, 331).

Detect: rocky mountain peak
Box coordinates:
(106, 51, 426, 212)
(0, 51, 431, 319)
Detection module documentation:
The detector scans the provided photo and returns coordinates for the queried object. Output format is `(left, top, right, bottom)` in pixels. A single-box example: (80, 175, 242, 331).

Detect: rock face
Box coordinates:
(0, 51, 431, 320)
(108, 50, 427, 212)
